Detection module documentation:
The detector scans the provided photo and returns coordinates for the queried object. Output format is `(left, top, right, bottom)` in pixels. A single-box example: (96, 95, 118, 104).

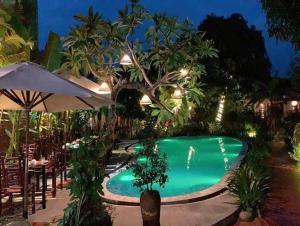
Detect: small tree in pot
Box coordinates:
(130, 126, 168, 226)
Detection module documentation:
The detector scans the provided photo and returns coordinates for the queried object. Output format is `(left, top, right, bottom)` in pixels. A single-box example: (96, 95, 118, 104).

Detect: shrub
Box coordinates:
(289, 143, 300, 163)
(59, 137, 112, 226)
(229, 164, 269, 214)
(292, 123, 300, 146)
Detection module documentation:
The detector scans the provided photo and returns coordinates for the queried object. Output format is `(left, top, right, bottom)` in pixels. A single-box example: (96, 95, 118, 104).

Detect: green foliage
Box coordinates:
(199, 13, 271, 95)
(130, 125, 168, 192)
(245, 140, 270, 174)
(289, 123, 300, 164)
(289, 143, 300, 163)
(229, 163, 269, 213)
(292, 123, 300, 146)
(208, 121, 222, 134)
(40, 31, 62, 71)
(261, 0, 300, 50)
(0, 8, 33, 67)
(5, 111, 21, 156)
(62, 1, 217, 127)
(59, 137, 112, 226)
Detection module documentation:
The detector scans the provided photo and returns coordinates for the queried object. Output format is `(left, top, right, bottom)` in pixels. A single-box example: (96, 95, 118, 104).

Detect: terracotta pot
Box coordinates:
(140, 190, 161, 226)
(239, 210, 254, 222)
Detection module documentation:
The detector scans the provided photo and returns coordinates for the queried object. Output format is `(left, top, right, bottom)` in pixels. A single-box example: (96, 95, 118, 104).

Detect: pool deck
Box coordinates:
(28, 189, 239, 226)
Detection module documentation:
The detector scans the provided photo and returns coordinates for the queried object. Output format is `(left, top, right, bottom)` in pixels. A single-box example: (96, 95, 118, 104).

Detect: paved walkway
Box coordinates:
(28, 189, 238, 226)
(262, 141, 300, 225)
(110, 191, 238, 226)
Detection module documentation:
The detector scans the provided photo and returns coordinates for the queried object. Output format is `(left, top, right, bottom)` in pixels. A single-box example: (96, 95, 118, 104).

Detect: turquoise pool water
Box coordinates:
(107, 136, 243, 197)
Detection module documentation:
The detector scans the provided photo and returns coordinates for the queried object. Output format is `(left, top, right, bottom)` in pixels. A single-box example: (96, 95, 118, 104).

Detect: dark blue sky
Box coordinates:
(39, 0, 295, 76)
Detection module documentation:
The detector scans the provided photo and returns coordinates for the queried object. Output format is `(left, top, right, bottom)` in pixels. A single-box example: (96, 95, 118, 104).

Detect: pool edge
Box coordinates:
(102, 139, 248, 206)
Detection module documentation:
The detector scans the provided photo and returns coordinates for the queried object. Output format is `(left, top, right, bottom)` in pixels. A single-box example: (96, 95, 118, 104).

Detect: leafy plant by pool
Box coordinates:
(130, 129, 168, 226)
(229, 163, 269, 222)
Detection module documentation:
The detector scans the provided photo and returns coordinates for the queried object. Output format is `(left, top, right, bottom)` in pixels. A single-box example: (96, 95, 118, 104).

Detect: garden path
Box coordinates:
(262, 141, 300, 225)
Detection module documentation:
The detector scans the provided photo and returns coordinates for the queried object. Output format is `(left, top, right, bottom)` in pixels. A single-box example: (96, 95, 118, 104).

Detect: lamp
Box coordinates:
(140, 94, 152, 105)
(98, 82, 111, 94)
(173, 88, 182, 99)
(291, 100, 298, 107)
(180, 68, 189, 77)
(120, 54, 133, 66)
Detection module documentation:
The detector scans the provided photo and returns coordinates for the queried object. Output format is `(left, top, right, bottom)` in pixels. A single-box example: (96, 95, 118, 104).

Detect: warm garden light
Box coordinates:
(215, 95, 225, 122)
(180, 68, 189, 77)
(260, 103, 265, 119)
(140, 94, 152, 105)
(98, 82, 111, 94)
(173, 88, 182, 99)
(120, 54, 133, 65)
(291, 100, 298, 107)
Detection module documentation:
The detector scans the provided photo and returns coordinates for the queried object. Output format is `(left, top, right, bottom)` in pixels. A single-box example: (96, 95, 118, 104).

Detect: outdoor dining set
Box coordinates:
(0, 137, 70, 217)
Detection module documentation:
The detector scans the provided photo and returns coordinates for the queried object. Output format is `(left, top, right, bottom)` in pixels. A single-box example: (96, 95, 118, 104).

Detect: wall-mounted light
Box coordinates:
(120, 54, 133, 66)
(98, 82, 111, 94)
(140, 94, 152, 105)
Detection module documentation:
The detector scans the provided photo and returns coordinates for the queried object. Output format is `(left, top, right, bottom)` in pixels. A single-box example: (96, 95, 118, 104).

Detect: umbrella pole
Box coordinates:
(23, 109, 30, 219)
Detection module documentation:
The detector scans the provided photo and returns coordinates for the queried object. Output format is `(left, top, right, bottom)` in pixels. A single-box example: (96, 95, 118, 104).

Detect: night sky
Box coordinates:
(39, 0, 295, 76)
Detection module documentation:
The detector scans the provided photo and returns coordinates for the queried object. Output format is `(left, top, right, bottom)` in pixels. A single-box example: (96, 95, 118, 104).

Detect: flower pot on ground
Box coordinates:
(140, 190, 161, 224)
(239, 210, 254, 222)
(130, 125, 168, 226)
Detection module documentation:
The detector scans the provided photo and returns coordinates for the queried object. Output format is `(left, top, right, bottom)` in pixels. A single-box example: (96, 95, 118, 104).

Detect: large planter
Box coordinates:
(140, 190, 161, 226)
(239, 210, 254, 222)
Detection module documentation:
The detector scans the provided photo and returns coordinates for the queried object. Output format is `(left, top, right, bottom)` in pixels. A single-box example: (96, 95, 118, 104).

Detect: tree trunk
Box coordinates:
(108, 91, 117, 143)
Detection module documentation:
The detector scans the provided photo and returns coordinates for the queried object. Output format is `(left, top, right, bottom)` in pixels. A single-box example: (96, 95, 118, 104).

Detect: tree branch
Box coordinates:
(113, 81, 173, 114)
(126, 41, 153, 87)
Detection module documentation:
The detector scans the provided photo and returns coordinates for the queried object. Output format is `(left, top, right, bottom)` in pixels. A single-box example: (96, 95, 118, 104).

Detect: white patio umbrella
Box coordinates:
(0, 62, 113, 218)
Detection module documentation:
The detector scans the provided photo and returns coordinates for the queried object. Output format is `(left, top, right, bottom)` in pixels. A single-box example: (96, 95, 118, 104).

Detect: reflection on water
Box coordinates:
(186, 146, 196, 169)
(218, 138, 229, 170)
(107, 136, 243, 197)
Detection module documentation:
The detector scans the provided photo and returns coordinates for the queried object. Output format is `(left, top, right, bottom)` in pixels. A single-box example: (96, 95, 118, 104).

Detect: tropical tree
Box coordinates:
(199, 13, 272, 96)
(0, 8, 34, 156)
(0, 8, 33, 67)
(261, 0, 300, 50)
(61, 0, 217, 134)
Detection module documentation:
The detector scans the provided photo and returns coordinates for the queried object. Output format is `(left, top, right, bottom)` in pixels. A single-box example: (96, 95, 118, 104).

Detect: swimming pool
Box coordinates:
(106, 136, 243, 198)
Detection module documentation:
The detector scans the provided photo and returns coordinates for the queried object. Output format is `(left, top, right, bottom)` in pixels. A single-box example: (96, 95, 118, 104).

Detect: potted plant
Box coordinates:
(59, 136, 112, 226)
(229, 164, 269, 222)
(130, 126, 168, 226)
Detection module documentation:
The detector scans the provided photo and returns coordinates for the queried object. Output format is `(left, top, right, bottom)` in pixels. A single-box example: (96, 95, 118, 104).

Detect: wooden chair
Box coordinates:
(1, 156, 36, 214)
(22, 144, 38, 161)
(0, 156, 9, 216)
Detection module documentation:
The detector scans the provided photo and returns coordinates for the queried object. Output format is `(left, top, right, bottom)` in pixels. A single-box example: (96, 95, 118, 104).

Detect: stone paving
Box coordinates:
(28, 189, 239, 226)
(262, 141, 300, 225)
